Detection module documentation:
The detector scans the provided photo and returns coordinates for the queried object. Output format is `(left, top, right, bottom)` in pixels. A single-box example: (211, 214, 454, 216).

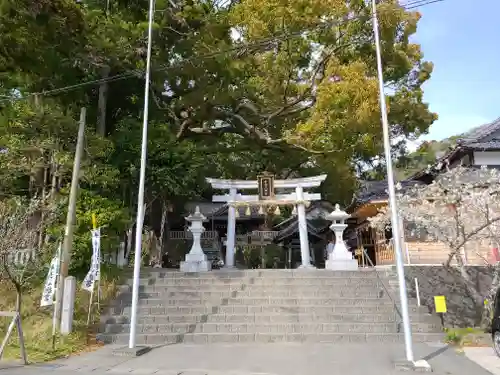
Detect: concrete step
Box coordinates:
(120, 284, 388, 293)
(113, 304, 427, 316)
(97, 332, 444, 345)
(124, 277, 387, 287)
(115, 289, 389, 299)
(103, 321, 440, 335)
(114, 297, 399, 307)
(133, 270, 383, 278)
(119, 282, 389, 293)
(105, 312, 437, 325)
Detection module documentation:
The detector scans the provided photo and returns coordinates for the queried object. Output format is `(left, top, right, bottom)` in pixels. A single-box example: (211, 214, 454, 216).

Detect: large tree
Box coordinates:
(0, 0, 438, 254)
(146, 0, 435, 153)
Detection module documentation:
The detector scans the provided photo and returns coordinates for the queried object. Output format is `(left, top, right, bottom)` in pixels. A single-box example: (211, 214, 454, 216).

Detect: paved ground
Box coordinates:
(464, 346, 500, 374)
(0, 342, 495, 375)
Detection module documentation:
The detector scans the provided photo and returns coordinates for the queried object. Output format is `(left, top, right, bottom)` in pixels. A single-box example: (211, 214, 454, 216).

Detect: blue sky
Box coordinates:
(412, 0, 500, 141)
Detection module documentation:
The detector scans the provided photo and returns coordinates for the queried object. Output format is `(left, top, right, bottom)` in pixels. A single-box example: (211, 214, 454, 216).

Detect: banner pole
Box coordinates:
(86, 214, 99, 330)
(86, 286, 94, 328)
(51, 243, 62, 350)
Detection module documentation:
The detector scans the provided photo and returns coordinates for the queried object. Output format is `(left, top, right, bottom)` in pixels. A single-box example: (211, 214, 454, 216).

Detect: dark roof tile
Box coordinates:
(209, 204, 265, 219)
(459, 117, 500, 144)
(274, 220, 330, 243)
(355, 179, 424, 205)
(464, 141, 500, 151)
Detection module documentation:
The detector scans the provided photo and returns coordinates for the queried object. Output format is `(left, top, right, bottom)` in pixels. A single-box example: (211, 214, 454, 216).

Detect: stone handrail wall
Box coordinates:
(249, 231, 279, 241)
(169, 230, 219, 240)
(223, 231, 279, 246)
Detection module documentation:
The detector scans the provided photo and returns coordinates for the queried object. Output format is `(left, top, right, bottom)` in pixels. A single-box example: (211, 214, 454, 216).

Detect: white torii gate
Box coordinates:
(206, 175, 327, 268)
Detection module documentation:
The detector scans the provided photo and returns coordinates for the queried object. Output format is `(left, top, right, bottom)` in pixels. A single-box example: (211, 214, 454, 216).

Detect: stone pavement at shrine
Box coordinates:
(0, 342, 494, 375)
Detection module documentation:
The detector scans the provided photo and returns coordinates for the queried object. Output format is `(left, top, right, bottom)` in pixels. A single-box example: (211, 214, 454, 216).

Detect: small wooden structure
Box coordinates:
(347, 179, 423, 266)
(0, 311, 27, 364)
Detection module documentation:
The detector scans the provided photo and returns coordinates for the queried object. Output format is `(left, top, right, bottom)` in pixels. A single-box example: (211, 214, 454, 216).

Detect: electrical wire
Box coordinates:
(402, 0, 444, 7)
(0, 0, 444, 104)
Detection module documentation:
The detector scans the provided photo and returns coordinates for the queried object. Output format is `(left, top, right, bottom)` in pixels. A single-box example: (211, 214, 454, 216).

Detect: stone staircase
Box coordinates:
(98, 269, 443, 345)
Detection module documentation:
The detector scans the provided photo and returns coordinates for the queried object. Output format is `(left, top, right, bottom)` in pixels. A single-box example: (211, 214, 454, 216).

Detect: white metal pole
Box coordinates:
(415, 278, 421, 307)
(371, 0, 414, 362)
(129, 0, 155, 349)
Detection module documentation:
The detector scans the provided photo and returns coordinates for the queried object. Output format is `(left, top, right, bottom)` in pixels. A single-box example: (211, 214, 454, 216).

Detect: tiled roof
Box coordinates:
(209, 204, 265, 219)
(354, 179, 424, 205)
(273, 201, 334, 230)
(274, 220, 330, 243)
(463, 141, 500, 151)
(459, 117, 500, 144)
(184, 202, 224, 216)
(409, 117, 500, 181)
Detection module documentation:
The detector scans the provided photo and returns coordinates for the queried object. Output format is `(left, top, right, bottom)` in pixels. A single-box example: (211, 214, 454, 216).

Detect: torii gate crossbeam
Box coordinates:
(206, 175, 327, 268)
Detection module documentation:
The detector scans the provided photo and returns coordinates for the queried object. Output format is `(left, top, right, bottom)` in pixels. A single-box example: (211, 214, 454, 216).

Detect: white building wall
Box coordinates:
(473, 151, 500, 166)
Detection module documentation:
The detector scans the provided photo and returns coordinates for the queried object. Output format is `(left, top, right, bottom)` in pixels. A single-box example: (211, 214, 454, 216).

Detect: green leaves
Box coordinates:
(0, 0, 87, 91)
(224, 0, 436, 161)
(0, 0, 440, 250)
(110, 118, 206, 200)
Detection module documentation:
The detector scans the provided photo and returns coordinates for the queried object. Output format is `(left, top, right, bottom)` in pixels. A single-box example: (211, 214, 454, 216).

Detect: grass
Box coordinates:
(444, 327, 491, 347)
(0, 265, 124, 363)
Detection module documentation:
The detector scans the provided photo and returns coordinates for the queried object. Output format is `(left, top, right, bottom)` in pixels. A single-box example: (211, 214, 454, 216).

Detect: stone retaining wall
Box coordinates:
(400, 265, 494, 327)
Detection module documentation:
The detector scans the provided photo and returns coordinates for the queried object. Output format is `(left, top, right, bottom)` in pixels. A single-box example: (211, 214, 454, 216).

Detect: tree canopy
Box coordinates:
(0, 0, 437, 269)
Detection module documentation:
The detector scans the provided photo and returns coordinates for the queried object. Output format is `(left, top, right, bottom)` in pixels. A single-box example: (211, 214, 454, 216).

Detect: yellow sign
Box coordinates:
(92, 213, 97, 229)
(434, 295, 447, 313)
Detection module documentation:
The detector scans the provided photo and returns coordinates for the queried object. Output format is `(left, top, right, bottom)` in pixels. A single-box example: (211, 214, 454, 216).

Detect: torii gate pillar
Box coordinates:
(206, 175, 327, 268)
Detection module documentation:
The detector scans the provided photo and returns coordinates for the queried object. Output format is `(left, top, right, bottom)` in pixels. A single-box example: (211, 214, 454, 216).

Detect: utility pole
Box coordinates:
(370, 0, 415, 362)
(55, 107, 86, 323)
(128, 0, 155, 350)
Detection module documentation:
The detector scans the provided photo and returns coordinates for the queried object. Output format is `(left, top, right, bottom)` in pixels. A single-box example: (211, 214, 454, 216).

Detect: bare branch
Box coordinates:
(445, 215, 500, 267)
(0, 197, 56, 312)
(369, 166, 500, 310)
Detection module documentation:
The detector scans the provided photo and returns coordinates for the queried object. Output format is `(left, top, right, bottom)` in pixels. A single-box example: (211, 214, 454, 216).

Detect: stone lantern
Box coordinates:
(325, 204, 358, 271)
(180, 206, 212, 272)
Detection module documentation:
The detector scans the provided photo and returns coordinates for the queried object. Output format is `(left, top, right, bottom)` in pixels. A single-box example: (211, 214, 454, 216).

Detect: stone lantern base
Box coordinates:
(325, 257, 358, 271)
(325, 246, 358, 271)
(180, 252, 211, 272)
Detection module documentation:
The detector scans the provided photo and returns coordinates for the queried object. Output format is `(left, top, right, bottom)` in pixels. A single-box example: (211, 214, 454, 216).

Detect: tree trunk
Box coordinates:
(455, 252, 484, 305)
(15, 289, 22, 314)
(37, 165, 49, 251)
(451, 251, 486, 327)
(97, 66, 110, 136)
(158, 202, 167, 266)
(3, 259, 23, 314)
(481, 263, 500, 331)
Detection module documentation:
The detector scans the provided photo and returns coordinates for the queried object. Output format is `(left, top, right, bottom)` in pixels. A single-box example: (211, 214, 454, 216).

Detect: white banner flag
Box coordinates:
(82, 228, 101, 292)
(41, 244, 61, 307)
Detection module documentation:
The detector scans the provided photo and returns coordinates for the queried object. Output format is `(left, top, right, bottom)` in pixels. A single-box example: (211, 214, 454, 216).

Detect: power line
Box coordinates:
(402, 0, 444, 7)
(0, 20, 360, 104)
(0, 0, 444, 104)
(1, 0, 443, 103)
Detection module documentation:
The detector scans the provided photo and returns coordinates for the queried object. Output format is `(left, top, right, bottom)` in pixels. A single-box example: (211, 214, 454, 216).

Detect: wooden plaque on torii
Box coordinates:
(257, 172, 275, 201)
